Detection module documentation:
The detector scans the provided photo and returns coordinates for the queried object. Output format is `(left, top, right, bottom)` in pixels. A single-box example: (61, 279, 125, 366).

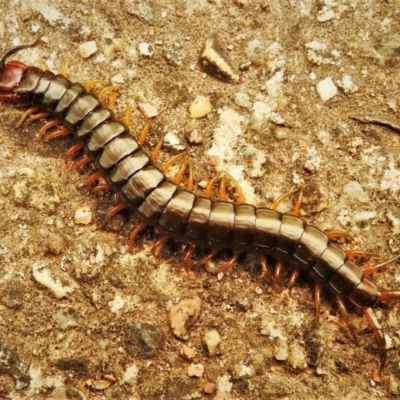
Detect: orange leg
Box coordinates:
(269, 188, 300, 210)
(15, 107, 40, 128)
(150, 137, 164, 160)
(128, 221, 148, 252)
(61, 57, 70, 78)
(85, 171, 112, 193)
(288, 268, 300, 294)
(260, 254, 268, 279)
(37, 118, 62, 140)
(273, 261, 284, 283)
(182, 244, 196, 274)
(345, 249, 378, 259)
(64, 143, 83, 163)
(163, 152, 194, 190)
(74, 155, 92, 172)
(364, 307, 386, 374)
(98, 203, 128, 229)
(27, 111, 51, 123)
(138, 120, 153, 145)
(151, 235, 169, 257)
(193, 248, 219, 267)
(218, 252, 242, 273)
(43, 127, 71, 142)
(99, 84, 119, 102)
(84, 79, 109, 92)
(336, 295, 359, 345)
(99, 84, 120, 109)
(124, 103, 131, 127)
(314, 282, 322, 327)
(324, 230, 354, 242)
(204, 171, 246, 202)
(108, 91, 119, 110)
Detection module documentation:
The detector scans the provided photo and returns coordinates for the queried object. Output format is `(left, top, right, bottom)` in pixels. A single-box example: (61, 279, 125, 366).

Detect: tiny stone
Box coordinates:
(206, 154, 220, 167)
(337, 74, 358, 94)
(32, 261, 74, 299)
(170, 297, 202, 340)
(203, 330, 221, 356)
(138, 103, 158, 118)
(343, 181, 368, 203)
(189, 95, 213, 119)
(234, 92, 251, 109)
(275, 128, 288, 140)
(188, 130, 203, 144)
(316, 77, 338, 102)
(52, 309, 78, 330)
(288, 342, 307, 370)
(317, 8, 335, 22)
(90, 379, 112, 390)
(111, 73, 125, 84)
(188, 363, 204, 378)
(74, 205, 92, 225)
(164, 132, 181, 146)
(204, 382, 217, 395)
(138, 42, 154, 57)
(78, 41, 97, 58)
(274, 337, 289, 361)
(180, 345, 196, 360)
(239, 61, 252, 71)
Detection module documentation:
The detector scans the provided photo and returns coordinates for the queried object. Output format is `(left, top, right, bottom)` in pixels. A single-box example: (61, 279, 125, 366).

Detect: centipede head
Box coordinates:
(0, 41, 38, 103)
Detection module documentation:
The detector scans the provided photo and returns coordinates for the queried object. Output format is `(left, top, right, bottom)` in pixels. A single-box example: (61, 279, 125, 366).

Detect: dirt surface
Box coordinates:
(1, 1, 400, 399)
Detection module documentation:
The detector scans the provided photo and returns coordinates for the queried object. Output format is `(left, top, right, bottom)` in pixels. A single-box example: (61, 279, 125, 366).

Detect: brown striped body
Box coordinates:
(1, 44, 399, 373)
(0, 54, 380, 308)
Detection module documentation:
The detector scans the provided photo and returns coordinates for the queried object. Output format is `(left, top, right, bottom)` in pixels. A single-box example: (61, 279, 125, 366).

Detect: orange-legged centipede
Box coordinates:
(0, 41, 399, 376)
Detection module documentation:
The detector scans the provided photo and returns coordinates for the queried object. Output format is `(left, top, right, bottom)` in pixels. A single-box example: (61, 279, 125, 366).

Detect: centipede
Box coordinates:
(1, 40, 399, 378)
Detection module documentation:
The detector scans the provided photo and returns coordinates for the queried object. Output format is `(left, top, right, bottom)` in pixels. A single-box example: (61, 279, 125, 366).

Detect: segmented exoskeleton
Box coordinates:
(1, 42, 399, 375)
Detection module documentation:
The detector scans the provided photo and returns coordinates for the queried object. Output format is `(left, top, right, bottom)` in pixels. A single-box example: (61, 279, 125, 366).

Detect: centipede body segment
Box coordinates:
(0, 42, 399, 376)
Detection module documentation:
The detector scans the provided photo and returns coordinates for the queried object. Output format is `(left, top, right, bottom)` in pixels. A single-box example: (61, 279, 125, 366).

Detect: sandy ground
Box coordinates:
(1, 1, 400, 399)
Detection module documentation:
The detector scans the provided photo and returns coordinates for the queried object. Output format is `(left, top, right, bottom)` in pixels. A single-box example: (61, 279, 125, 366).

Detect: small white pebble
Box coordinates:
(203, 330, 221, 356)
(188, 363, 204, 378)
(78, 40, 97, 58)
(337, 74, 358, 94)
(316, 77, 338, 102)
(275, 128, 288, 140)
(317, 8, 335, 22)
(32, 262, 74, 299)
(74, 205, 92, 225)
(255, 286, 263, 295)
(234, 92, 252, 109)
(180, 345, 196, 360)
(189, 95, 213, 119)
(138, 103, 158, 119)
(138, 42, 154, 57)
(111, 73, 125, 84)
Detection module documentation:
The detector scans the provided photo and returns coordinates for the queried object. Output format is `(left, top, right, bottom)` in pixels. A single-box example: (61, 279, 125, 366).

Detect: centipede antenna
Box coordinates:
(0, 38, 40, 68)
